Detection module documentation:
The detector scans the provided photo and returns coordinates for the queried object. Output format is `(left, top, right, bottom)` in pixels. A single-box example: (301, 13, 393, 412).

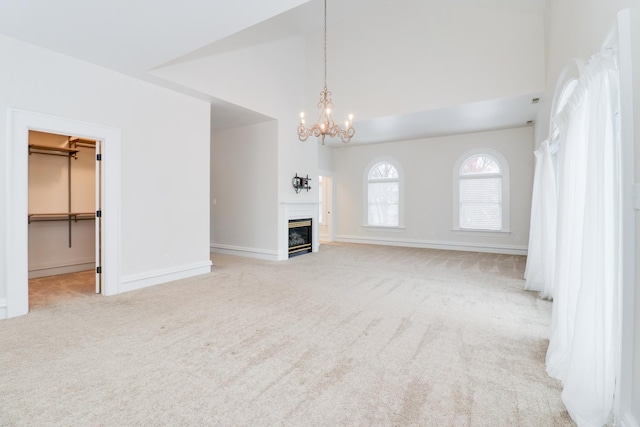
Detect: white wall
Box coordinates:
(535, 0, 633, 145)
(318, 142, 333, 171)
(152, 2, 546, 259)
(305, 0, 545, 121)
(28, 131, 95, 278)
(152, 34, 318, 200)
(333, 127, 533, 254)
(210, 120, 279, 258)
(153, 35, 319, 259)
(0, 33, 212, 314)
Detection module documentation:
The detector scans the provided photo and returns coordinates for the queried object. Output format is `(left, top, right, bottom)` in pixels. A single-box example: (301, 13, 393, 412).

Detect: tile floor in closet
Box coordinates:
(28, 270, 96, 309)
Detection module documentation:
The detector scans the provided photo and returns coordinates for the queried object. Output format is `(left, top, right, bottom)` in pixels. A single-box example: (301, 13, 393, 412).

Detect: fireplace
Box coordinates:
(288, 218, 312, 257)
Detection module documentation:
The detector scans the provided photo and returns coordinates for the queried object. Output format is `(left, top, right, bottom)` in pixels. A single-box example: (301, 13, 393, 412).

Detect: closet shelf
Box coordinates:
(29, 138, 95, 248)
(68, 137, 96, 149)
(28, 212, 96, 224)
(29, 144, 79, 158)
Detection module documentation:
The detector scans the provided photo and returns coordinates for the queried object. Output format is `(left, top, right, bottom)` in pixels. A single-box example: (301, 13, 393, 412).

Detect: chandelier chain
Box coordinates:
(323, 0, 327, 89)
(296, 0, 354, 144)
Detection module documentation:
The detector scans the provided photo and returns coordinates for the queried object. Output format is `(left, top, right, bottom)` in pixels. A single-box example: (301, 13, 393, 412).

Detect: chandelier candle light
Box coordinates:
(297, 0, 355, 144)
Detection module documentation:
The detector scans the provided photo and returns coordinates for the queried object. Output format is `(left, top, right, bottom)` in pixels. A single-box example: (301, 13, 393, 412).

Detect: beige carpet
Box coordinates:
(1, 243, 572, 426)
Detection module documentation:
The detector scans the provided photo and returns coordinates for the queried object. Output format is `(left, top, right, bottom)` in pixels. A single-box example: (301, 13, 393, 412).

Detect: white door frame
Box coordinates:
(95, 139, 102, 294)
(5, 109, 122, 318)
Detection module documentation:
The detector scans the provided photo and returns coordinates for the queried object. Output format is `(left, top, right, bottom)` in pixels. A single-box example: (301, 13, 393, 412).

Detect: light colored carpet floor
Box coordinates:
(1, 243, 572, 426)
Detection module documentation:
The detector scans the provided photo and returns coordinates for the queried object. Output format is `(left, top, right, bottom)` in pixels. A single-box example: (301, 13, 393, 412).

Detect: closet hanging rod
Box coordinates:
(28, 144, 78, 158)
(28, 212, 95, 247)
(28, 212, 96, 224)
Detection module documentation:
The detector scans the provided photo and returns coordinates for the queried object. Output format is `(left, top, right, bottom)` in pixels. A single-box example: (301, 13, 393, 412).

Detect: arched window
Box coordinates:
(367, 161, 400, 227)
(453, 149, 510, 232)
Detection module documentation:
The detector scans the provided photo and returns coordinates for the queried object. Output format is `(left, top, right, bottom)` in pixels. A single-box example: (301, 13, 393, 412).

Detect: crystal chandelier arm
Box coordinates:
(297, 124, 311, 141)
(340, 125, 355, 143)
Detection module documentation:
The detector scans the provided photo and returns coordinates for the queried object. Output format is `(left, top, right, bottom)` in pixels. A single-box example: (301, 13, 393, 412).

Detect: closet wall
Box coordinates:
(28, 131, 96, 278)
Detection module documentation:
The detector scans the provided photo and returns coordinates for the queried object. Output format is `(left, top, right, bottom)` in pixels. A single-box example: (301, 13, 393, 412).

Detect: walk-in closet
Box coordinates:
(27, 131, 98, 305)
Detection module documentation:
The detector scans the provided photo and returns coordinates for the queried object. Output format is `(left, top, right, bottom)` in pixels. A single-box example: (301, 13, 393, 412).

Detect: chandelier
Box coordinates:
(297, 0, 355, 145)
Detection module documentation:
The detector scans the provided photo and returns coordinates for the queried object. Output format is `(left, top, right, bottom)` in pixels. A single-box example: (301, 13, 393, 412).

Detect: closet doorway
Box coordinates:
(5, 108, 121, 319)
(27, 131, 102, 307)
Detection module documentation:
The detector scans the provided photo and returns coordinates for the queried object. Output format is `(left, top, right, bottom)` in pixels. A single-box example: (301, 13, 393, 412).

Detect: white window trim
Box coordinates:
(452, 148, 510, 232)
(362, 157, 404, 228)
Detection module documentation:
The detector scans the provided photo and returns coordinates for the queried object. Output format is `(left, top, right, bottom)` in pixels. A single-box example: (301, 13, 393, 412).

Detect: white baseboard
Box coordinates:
(120, 260, 213, 294)
(210, 243, 279, 261)
(28, 259, 95, 279)
(621, 412, 639, 427)
(0, 299, 7, 320)
(334, 235, 528, 255)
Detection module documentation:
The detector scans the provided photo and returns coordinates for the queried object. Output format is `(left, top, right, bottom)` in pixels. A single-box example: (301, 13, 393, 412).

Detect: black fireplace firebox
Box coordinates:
(288, 218, 312, 257)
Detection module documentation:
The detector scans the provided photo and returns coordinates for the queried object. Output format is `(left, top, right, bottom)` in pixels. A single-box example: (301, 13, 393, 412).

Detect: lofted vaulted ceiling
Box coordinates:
(0, 0, 546, 144)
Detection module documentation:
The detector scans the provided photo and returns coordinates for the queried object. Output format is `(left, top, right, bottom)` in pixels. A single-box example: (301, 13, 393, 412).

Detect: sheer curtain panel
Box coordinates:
(524, 138, 557, 299)
(542, 48, 621, 427)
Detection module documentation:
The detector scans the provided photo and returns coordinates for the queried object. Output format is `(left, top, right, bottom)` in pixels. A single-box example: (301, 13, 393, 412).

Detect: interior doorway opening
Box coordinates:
(27, 131, 102, 308)
(318, 174, 333, 243)
(5, 109, 121, 319)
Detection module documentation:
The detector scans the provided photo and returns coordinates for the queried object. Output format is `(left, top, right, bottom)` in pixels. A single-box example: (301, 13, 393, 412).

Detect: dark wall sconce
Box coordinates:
(292, 173, 312, 193)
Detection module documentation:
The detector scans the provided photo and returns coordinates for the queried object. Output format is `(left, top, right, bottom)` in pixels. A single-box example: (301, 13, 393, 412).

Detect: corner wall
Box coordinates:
(0, 34, 212, 318)
(210, 120, 279, 259)
(535, 0, 633, 145)
(152, 35, 317, 259)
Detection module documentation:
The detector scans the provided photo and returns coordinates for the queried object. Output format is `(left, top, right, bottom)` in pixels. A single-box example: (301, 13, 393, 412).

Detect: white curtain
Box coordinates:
(546, 85, 590, 380)
(542, 48, 621, 426)
(524, 138, 557, 300)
